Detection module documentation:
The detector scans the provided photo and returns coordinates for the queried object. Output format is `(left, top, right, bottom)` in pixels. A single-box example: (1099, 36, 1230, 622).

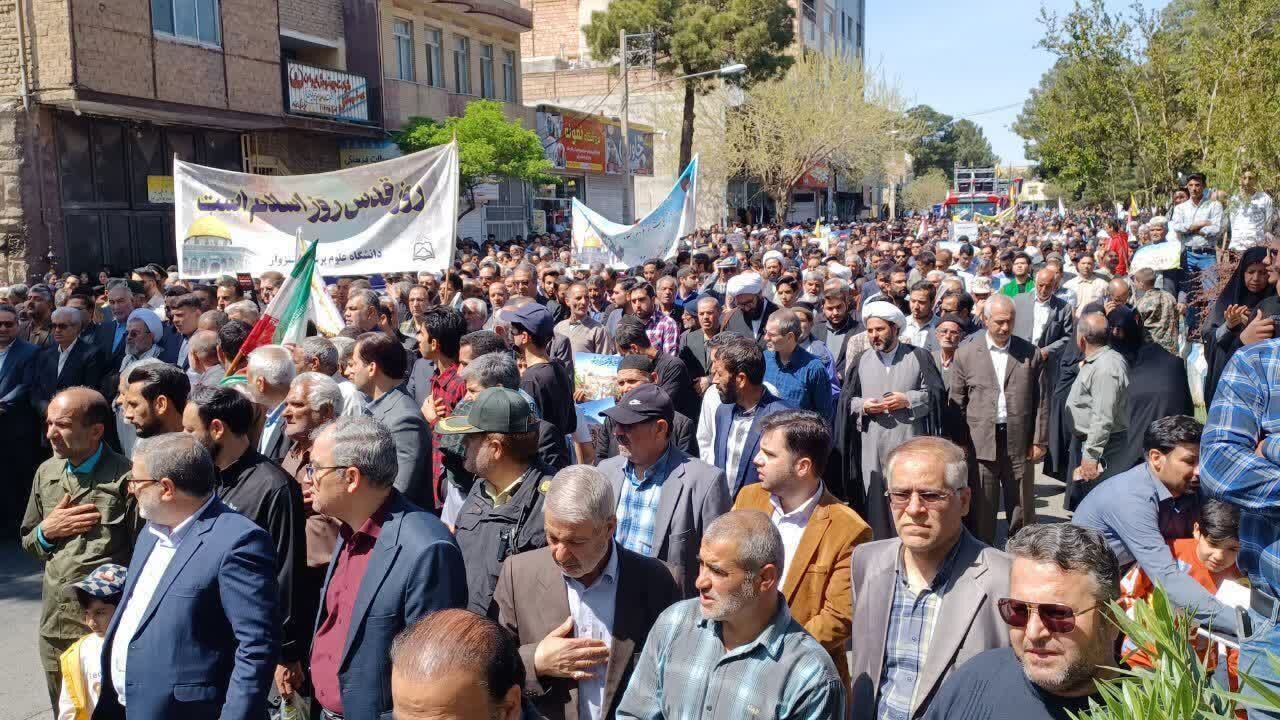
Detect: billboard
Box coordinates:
(537, 107, 654, 176)
(286, 61, 370, 123)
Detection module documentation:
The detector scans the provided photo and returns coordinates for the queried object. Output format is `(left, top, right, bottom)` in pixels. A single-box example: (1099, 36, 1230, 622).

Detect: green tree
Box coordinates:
(901, 169, 950, 213)
(395, 100, 557, 219)
(584, 0, 794, 174)
(907, 105, 998, 176)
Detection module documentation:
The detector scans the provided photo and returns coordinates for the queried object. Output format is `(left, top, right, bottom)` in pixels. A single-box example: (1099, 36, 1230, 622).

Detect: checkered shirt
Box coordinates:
(645, 311, 681, 356)
(614, 445, 676, 557)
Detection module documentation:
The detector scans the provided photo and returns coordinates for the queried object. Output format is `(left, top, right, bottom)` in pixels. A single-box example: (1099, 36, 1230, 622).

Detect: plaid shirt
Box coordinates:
(1201, 338, 1280, 596)
(429, 362, 467, 508)
(616, 598, 846, 719)
(614, 445, 676, 557)
(876, 542, 962, 720)
(645, 311, 680, 356)
(764, 346, 833, 418)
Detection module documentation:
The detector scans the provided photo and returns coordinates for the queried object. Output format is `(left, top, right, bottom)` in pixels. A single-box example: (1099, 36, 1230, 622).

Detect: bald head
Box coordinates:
(1079, 311, 1110, 348)
(1107, 278, 1131, 303)
(50, 387, 112, 429)
(391, 609, 523, 718)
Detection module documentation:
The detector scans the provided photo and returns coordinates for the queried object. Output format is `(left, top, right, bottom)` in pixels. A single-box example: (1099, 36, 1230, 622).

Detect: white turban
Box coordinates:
(826, 262, 853, 281)
(726, 272, 764, 297)
(762, 250, 785, 265)
(127, 308, 164, 339)
(861, 301, 906, 330)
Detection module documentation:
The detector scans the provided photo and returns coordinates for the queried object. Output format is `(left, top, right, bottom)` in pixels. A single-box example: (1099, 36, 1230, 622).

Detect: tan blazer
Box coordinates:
(491, 544, 681, 720)
(733, 484, 873, 686)
(948, 331, 1048, 462)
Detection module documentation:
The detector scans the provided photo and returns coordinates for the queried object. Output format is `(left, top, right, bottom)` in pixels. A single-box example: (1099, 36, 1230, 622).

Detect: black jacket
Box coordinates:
(454, 464, 552, 614)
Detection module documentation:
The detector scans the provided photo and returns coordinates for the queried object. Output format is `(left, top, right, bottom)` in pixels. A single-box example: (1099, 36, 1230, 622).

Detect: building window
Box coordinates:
(393, 20, 414, 81)
(479, 44, 495, 99)
(454, 35, 472, 94)
(425, 27, 443, 87)
(502, 49, 516, 101)
(151, 0, 221, 45)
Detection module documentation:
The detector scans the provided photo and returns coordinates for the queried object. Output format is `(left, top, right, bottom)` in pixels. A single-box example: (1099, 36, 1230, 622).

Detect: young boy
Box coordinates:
(1118, 499, 1245, 682)
(58, 563, 126, 720)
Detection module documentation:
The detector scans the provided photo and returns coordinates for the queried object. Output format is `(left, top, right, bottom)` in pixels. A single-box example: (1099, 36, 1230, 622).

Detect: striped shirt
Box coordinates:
(615, 445, 676, 556)
(615, 598, 846, 720)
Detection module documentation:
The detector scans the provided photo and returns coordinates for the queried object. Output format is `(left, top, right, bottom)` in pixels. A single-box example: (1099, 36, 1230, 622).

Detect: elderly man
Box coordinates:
(347, 332, 433, 507)
(187, 329, 224, 388)
(1133, 267, 1179, 354)
(307, 417, 466, 719)
(841, 300, 945, 538)
(116, 307, 163, 381)
(93, 281, 134, 367)
(296, 336, 365, 417)
(721, 272, 778, 344)
(733, 410, 872, 686)
(492, 465, 681, 720)
(460, 297, 489, 332)
(1013, 268, 1075, 360)
(616, 510, 846, 718)
(950, 294, 1048, 545)
(849, 437, 1011, 720)
(679, 296, 720, 391)
(30, 306, 105, 423)
(1065, 312, 1130, 507)
(344, 288, 382, 333)
(763, 308, 833, 417)
(554, 282, 613, 355)
(246, 344, 295, 462)
(21, 388, 134, 711)
(94, 433, 278, 720)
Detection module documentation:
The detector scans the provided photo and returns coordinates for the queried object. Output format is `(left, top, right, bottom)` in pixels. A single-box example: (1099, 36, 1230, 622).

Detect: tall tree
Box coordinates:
(907, 105, 998, 177)
(901, 169, 950, 213)
(584, 0, 794, 174)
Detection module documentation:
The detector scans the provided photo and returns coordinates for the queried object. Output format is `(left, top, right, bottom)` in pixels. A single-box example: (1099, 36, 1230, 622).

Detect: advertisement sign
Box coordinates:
(147, 175, 174, 203)
(572, 156, 698, 268)
(286, 61, 370, 123)
(538, 107, 654, 176)
(338, 139, 401, 168)
(176, 143, 459, 277)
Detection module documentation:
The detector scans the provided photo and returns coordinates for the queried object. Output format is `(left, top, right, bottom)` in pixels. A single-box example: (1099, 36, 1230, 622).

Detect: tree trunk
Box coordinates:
(679, 81, 696, 175)
(456, 189, 477, 221)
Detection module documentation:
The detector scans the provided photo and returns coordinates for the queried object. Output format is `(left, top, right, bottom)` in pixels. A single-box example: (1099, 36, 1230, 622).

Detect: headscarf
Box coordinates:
(1207, 245, 1274, 330)
(861, 301, 906, 330)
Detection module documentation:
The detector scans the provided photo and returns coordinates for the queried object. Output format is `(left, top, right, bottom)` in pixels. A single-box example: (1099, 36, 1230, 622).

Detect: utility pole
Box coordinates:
(620, 28, 631, 224)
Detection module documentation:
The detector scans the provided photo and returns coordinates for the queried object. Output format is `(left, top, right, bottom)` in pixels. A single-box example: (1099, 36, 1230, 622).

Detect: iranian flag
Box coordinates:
(227, 239, 340, 374)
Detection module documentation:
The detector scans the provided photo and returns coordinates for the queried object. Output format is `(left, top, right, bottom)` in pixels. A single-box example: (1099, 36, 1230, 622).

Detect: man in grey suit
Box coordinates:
(950, 295, 1048, 545)
(596, 384, 730, 597)
(492, 465, 680, 720)
(345, 332, 433, 508)
(1012, 268, 1075, 360)
(849, 436, 1010, 720)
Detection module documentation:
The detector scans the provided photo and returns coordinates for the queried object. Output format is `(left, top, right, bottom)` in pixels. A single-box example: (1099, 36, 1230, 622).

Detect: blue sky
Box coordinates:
(865, 0, 1165, 168)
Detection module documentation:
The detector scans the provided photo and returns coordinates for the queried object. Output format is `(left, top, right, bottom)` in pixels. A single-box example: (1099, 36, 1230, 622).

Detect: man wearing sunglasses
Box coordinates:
(923, 524, 1121, 720)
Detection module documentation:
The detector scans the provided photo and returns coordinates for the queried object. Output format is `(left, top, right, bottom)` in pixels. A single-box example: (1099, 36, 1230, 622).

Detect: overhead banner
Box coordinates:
(572, 156, 698, 268)
(175, 142, 459, 277)
(537, 107, 654, 176)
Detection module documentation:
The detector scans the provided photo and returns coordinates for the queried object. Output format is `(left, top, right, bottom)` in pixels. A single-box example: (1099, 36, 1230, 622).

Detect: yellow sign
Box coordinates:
(147, 175, 174, 204)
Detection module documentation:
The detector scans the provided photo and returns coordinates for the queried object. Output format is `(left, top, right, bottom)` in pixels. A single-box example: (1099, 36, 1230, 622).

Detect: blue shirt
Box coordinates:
(68, 442, 106, 475)
(877, 541, 960, 720)
(764, 346, 832, 419)
(615, 445, 676, 557)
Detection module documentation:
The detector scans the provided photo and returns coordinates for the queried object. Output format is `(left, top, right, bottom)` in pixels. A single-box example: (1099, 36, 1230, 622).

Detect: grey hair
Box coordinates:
(349, 288, 380, 312)
(544, 465, 616, 527)
(105, 279, 130, 294)
(247, 344, 296, 389)
(885, 436, 968, 490)
(1006, 523, 1121, 603)
(697, 296, 721, 312)
(461, 297, 489, 322)
(1147, 215, 1168, 227)
(704, 509, 785, 579)
(325, 416, 398, 488)
(135, 432, 215, 498)
(462, 352, 519, 390)
(802, 269, 826, 282)
(982, 293, 1015, 319)
(330, 336, 356, 366)
(293, 371, 343, 415)
(189, 329, 219, 359)
(225, 300, 260, 324)
(51, 306, 83, 326)
(301, 336, 340, 375)
(1079, 312, 1110, 346)
(9, 283, 28, 301)
(767, 308, 801, 339)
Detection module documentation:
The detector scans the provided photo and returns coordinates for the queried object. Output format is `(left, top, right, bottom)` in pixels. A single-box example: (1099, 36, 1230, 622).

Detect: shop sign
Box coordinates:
(537, 107, 654, 176)
(287, 61, 370, 123)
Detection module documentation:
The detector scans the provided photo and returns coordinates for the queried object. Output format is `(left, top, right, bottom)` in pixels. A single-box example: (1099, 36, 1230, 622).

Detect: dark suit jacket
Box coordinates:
(315, 491, 467, 720)
(93, 497, 279, 720)
(28, 340, 107, 419)
(678, 329, 713, 381)
(721, 297, 778, 344)
(849, 531, 1011, 720)
(0, 338, 38, 416)
(158, 324, 184, 365)
(712, 389, 792, 497)
(368, 384, 433, 508)
(948, 331, 1048, 462)
(0, 338, 40, 474)
(492, 544, 681, 720)
(93, 319, 128, 368)
(1012, 293, 1074, 354)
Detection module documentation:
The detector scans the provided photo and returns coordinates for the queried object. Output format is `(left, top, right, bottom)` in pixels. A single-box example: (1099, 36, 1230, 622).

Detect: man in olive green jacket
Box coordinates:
(20, 387, 136, 711)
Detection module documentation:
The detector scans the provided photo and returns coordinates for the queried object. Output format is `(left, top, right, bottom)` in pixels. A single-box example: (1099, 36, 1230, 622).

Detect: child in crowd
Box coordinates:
(1118, 499, 1245, 686)
(58, 563, 126, 720)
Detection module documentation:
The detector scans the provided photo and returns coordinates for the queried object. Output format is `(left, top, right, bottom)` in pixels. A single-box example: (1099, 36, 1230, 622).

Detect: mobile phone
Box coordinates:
(1238, 606, 1254, 640)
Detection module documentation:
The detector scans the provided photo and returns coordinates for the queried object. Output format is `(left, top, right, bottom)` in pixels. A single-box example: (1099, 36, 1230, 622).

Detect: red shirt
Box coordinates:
(429, 361, 467, 507)
(309, 497, 393, 713)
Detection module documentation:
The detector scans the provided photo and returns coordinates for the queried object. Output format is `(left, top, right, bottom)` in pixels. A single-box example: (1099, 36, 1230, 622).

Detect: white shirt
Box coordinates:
(697, 384, 722, 464)
(57, 338, 78, 377)
(769, 484, 823, 587)
(1169, 197, 1224, 250)
(334, 375, 369, 417)
(109, 494, 215, 706)
(1229, 191, 1275, 251)
(565, 543, 620, 720)
(987, 336, 1010, 423)
(1032, 297, 1051, 344)
(724, 401, 760, 492)
(903, 316, 937, 351)
(58, 632, 104, 720)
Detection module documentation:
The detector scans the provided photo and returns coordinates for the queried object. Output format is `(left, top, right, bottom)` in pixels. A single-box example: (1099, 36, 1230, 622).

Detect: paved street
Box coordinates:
(0, 542, 48, 720)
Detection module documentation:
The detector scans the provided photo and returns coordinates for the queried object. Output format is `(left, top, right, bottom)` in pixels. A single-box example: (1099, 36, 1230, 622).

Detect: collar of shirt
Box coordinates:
(59, 337, 78, 358)
(772, 346, 814, 370)
(338, 492, 395, 548)
(1145, 463, 1173, 503)
(485, 465, 538, 506)
(148, 493, 217, 548)
(624, 443, 676, 489)
(67, 441, 106, 476)
(264, 400, 286, 427)
(697, 594, 795, 660)
(768, 484, 823, 526)
(565, 540, 620, 591)
(217, 448, 265, 492)
(986, 335, 1010, 353)
(896, 535, 964, 593)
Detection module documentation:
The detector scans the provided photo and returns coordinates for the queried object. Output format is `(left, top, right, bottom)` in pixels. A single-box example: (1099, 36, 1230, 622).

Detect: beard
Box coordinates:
(1017, 639, 1104, 696)
(700, 577, 759, 621)
(719, 380, 738, 406)
(133, 416, 166, 438)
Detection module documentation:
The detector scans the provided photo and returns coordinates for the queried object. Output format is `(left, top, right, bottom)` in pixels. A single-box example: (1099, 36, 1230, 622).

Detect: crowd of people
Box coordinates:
(9, 166, 1280, 720)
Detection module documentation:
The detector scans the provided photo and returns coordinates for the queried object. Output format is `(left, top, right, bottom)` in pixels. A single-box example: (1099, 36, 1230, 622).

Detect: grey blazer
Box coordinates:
(368, 383, 434, 509)
(849, 530, 1011, 720)
(598, 444, 730, 597)
(1012, 292, 1075, 354)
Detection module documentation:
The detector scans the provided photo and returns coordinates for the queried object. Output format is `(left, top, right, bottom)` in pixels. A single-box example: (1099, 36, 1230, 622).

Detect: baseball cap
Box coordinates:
(69, 563, 127, 599)
(508, 303, 554, 342)
(437, 387, 536, 435)
(602, 384, 674, 426)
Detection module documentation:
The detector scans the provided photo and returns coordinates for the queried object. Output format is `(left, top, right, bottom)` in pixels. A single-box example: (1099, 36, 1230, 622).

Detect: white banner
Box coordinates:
(176, 143, 459, 277)
(572, 156, 698, 268)
(1130, 239, 1183, 272)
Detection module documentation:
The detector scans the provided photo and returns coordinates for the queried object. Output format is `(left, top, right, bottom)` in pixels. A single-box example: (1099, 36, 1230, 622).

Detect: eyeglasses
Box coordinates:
(128, 476, 159, 489)
(885, 488, 956, 508)
(997, 598, 1099, 634)
(306, 464, 348, 481)
(51, 323, 74, 330)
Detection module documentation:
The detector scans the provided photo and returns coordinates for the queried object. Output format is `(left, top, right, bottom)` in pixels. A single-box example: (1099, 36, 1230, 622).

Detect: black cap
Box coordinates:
(602, 384, 674, 426)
